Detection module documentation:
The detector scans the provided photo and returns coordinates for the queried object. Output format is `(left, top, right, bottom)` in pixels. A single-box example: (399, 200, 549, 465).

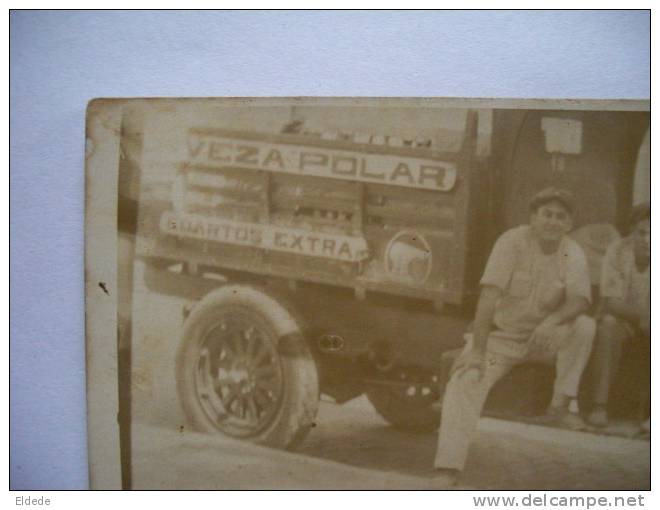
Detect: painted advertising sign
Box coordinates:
(185, 131, 457, 192)
(160, 211, 370, 262)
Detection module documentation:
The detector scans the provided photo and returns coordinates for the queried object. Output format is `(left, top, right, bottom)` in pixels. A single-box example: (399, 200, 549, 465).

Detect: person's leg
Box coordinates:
(637, 332, 650, 429)
(553, 314, 596, 404)
(434, 347, 517, 471)
(526, 315, 595, 428)
(589, 315, 630, 425)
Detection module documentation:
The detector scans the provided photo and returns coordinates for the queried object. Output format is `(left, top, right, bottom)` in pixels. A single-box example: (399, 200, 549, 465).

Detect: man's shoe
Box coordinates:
(545, 406, 587, 431)
(588, 407, 609, 428)
(560, 412, 588, 431)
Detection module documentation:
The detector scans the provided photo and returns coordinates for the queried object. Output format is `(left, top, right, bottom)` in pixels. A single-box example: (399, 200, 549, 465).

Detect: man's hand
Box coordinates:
(451, 348, 486, 381)
(604, 297, 641, 326)
(529, 315, 562, 352)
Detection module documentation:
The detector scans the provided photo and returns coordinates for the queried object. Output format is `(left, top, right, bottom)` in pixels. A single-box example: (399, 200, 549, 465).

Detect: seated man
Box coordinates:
(434, 187, 596, 480)
(588, 203, 650, 430)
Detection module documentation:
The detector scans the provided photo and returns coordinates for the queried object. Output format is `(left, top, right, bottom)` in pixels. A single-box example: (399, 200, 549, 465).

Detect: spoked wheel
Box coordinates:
(177, 285, 319, 449)
(195, 311, 285, 438)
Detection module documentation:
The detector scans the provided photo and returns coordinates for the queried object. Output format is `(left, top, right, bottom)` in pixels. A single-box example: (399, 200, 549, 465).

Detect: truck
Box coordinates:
(132, 106, 649, 449)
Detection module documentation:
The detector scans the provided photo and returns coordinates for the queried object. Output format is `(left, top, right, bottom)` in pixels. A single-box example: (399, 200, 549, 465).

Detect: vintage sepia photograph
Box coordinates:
(85, 98, 650, 490)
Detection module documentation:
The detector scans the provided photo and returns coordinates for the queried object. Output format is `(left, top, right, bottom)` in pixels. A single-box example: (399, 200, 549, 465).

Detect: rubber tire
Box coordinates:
(176, 284, 319, 449)
(366, 385, 441, 432)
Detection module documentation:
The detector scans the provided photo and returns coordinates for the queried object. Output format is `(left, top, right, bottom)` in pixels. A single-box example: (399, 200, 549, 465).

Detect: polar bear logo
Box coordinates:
(385, 232, 432, 284)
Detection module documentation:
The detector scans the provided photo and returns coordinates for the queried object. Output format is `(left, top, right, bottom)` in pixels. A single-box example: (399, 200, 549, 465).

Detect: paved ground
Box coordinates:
(132, 422, 442, 490)
(298, 397, 650, 490)
(132, 396, 650, 490)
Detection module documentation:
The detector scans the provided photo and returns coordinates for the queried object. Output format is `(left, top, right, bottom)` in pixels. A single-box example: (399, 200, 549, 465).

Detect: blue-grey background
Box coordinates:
(9, 10, 650, 489)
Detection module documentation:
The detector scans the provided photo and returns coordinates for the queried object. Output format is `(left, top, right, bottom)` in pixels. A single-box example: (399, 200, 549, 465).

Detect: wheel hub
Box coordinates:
(195, 313, 284, 438)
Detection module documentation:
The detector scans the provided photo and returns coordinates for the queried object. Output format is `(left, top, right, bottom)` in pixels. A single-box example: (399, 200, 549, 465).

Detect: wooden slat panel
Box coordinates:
(366, 181, 456, 205)
(365, 203, 456, 229)
(271, 194, 357, 214)
(189, 127, 462, 162)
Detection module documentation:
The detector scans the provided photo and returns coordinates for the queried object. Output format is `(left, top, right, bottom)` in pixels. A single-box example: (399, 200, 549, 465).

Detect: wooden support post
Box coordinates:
(262, 171, 271, 223)
(353, 182, 365, 234)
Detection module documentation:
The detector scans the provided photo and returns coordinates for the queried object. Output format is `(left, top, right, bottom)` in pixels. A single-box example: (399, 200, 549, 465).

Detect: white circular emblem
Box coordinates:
(384, 230, 432, 284)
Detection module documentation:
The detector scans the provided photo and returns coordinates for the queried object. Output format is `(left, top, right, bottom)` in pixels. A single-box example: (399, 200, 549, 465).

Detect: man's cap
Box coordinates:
(628, 202, 650, 228)
(529, 187, 576, 215)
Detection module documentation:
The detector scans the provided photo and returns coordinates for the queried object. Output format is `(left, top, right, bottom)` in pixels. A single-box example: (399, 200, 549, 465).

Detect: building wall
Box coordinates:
(491, 110, 649, 234)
